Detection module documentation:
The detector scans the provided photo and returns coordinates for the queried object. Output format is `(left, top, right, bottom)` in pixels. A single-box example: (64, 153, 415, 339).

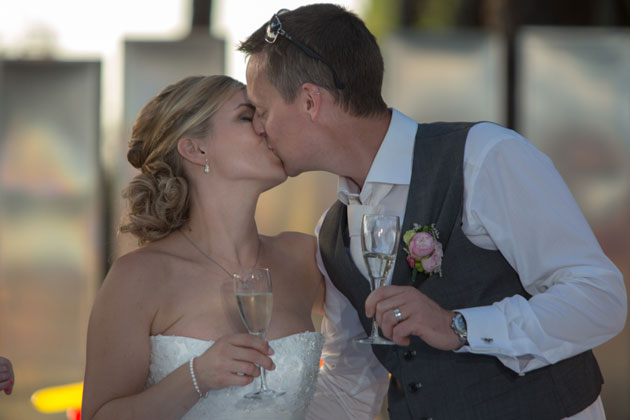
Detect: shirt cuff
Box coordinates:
(454, 305, 512, 356)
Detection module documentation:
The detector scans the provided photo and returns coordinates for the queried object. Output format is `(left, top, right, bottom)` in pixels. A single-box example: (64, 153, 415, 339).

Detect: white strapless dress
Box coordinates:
(145, 331, 324, 420)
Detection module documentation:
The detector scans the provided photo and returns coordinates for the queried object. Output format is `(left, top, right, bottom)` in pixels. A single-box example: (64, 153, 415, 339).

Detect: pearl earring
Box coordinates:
(204, 157, 210, 174)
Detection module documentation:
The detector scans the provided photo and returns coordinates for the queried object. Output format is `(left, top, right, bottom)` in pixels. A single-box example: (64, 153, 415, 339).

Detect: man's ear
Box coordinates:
(301, 83, 322, 121)
(177, 137, 206, 165)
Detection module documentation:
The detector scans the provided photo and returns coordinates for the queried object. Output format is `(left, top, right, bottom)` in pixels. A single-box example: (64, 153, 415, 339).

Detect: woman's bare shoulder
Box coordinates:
(97, 240, 182, 306)
(107, 246, 165, 283)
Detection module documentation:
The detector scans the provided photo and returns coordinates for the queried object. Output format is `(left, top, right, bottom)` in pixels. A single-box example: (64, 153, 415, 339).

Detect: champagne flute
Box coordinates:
(355, 214, 400, 345)
(233, 267, 285, 399)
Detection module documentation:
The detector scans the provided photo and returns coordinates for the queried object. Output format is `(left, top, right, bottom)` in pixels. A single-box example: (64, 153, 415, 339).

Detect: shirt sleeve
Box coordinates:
(455, 122, 627, 374)
(307, 212, 390, 420)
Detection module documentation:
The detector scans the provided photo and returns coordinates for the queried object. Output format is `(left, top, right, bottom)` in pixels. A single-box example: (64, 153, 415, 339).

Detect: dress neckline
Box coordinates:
(150, 330, 322, 344)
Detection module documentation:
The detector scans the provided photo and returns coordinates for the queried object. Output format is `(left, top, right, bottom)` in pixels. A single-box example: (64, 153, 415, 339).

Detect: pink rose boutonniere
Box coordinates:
(402, 223, 443, 283)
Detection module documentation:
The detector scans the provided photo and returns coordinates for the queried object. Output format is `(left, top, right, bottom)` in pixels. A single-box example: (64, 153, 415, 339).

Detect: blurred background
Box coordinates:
(0, 0, 628, 419)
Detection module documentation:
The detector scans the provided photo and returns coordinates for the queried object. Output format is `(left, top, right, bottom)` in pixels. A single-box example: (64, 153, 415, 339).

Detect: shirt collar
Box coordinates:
(338, 109, 418, 205)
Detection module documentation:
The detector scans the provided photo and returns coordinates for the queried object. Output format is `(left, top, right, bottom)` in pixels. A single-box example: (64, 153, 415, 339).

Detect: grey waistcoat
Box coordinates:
(319, 122, 603, 420)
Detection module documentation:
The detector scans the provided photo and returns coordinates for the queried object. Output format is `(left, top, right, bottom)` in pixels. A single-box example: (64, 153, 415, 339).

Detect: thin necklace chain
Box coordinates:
(179, 229, 261, 279)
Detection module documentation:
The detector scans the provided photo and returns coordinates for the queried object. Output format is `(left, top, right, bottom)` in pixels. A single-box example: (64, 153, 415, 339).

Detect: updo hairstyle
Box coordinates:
(119, 75, 245, 245)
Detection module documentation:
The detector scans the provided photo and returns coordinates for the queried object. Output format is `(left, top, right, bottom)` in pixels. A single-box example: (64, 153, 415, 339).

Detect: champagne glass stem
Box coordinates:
(370, 320, 381, 340)
(369, 275, 385, 340)
(252, 331, 271, 394)
(258, 365, 270, 392)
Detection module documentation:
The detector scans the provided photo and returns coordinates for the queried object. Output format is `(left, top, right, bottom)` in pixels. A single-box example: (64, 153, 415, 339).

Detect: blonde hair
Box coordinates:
(119, 75, 245, 245)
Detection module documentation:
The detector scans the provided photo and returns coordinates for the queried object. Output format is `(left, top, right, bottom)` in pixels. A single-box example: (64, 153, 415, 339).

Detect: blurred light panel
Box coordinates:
(517, 26, 630, 420)
(382, 30, 505, 124)
(0, 60, 102, 419)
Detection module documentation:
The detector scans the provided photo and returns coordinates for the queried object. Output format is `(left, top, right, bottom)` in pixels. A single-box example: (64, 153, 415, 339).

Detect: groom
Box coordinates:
(240, 4, 626, 420)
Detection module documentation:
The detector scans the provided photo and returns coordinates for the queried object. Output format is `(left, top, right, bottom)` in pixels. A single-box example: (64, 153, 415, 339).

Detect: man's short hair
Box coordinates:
(239, 3, 388, 117)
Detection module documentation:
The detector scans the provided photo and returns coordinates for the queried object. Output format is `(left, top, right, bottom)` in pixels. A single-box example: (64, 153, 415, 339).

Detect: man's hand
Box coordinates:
(365, 285, 463, 350)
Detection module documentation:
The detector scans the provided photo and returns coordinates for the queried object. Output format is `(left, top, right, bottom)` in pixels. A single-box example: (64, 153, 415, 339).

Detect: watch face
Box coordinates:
(454, 313, 467, 333)
(452, 313, 467, 345)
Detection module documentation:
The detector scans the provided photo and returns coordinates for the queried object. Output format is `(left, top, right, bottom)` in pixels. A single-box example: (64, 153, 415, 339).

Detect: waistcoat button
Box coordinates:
(403, 350, 417, 360)
(408, 381, 422, 392)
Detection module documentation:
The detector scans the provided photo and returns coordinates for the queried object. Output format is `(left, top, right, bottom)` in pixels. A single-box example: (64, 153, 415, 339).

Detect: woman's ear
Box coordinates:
(177, 137, 206, 165)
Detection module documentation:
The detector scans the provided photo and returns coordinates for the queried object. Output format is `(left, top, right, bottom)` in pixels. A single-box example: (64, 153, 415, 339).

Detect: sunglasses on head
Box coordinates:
(264, 9, 345, 90)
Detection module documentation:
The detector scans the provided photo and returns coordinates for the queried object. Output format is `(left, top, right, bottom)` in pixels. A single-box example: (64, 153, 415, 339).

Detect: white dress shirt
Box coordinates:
(307, 109, 626, 420)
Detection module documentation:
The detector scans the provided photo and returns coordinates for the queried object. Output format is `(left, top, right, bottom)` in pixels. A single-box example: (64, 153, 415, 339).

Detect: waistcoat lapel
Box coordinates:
(391, 122, 470, 287)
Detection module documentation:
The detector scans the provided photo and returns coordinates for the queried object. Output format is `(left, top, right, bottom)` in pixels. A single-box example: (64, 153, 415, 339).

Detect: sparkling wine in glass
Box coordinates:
(234, 268, 285, 399)
(355, 214, 400, 345)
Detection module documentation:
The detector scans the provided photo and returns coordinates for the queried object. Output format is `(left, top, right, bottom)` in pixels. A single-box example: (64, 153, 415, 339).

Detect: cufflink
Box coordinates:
(482, 337, 493, 344)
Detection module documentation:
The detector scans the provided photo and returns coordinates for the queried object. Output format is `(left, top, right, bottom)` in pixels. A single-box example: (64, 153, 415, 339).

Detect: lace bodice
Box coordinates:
(145, 331, 324, 420)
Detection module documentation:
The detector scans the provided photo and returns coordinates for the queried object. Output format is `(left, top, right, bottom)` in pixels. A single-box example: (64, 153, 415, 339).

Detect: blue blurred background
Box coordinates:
(0, 0, 628, 419)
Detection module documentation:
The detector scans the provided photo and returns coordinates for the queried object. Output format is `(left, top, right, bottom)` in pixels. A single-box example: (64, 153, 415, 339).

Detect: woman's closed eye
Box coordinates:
(235, 103, 255, 122)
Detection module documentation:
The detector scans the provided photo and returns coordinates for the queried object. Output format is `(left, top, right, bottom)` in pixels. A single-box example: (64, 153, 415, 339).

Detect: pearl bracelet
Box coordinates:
(189, 357, 208, 399)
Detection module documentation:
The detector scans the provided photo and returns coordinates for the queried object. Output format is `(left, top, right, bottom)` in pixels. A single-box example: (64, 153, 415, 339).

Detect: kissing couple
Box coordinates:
(82, 4, 625, 420)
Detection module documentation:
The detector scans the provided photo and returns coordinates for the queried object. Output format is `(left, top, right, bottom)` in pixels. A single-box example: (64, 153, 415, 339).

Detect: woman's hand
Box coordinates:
(196, 333, 275, 391)
(0, 357, 14, 395)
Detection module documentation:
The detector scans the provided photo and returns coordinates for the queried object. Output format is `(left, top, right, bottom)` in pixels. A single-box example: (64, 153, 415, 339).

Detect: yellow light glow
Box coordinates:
(31, 381, 83, 413)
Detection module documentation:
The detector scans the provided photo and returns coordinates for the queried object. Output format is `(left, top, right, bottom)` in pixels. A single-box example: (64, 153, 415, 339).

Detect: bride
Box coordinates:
(81, 75, 325, 420)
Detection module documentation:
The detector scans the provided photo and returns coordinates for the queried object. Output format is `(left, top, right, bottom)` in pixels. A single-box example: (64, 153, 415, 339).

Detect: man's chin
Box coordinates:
(285, 166, 305, 178)
(261, 175, 288, 193)
(276, 159, 298, 178)
(274, 154, 305, 178)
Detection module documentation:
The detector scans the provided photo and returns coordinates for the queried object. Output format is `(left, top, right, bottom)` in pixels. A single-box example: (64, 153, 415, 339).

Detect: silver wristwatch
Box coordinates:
(450, 312, 468, 346)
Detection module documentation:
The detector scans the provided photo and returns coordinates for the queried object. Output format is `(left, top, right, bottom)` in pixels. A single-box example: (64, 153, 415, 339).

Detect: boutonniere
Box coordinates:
(402, 223, 443, 283)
